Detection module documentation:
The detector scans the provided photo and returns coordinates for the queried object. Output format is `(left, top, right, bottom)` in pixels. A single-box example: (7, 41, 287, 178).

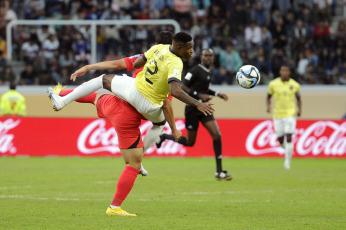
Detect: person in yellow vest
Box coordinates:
(266, 65, 302, 170)
(0, 82, 26, 117)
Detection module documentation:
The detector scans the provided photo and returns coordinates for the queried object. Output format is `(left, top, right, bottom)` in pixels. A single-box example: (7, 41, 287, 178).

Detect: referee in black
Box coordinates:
(157, 48, 232, 180)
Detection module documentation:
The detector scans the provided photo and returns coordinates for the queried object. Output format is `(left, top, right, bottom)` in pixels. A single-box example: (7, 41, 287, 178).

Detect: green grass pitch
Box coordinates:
(0, 157, 345, 230)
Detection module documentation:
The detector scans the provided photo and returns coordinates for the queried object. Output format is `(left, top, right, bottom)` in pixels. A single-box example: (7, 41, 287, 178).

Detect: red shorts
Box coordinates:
(96, 94, 146, 149)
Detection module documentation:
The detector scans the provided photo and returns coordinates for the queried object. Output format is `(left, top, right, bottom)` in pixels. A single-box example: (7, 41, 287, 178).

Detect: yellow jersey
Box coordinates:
(268, 77, 300, 118)
(0, 90, 26, 116)
(135, 44, 183, 106)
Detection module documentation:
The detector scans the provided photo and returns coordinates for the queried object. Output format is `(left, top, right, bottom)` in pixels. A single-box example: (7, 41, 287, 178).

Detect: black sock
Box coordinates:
(178, 136, 187, 145)
(213, 138, 222, 172)
(161, 134, 187, 145)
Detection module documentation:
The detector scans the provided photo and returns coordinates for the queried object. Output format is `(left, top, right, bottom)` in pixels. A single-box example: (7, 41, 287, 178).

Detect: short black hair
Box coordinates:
(155, 31, 174, 45)
(280, 64, 292, 72)
(173, 32, 192, 44)
(280, 63, 290, 69)
(10, 82, 16, 90)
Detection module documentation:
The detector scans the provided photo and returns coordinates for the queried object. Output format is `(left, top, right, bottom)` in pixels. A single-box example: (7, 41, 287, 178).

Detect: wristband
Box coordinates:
(208, 89, 217, 96)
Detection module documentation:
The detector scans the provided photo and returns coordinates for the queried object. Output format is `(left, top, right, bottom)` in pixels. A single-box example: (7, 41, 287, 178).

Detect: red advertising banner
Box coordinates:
(0, 118, 345, 157)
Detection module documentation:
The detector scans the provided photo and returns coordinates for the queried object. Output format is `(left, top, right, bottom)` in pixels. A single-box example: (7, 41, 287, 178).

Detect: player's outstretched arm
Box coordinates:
(169, 81, 214, 116)
(70, 59, 127, 81)
(133, 56, 146, 69)
(162, 98, 182, 141)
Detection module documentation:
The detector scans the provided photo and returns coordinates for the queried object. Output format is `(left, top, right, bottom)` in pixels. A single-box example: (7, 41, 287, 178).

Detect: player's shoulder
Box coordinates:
(13, 91, 24, 97)
(166, 50, 183, 66)
(269, 77, 280, 85)
(289, 78, 300, 86)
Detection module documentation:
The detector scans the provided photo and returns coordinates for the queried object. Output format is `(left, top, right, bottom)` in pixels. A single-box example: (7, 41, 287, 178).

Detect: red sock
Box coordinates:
(111, 166, 139, 207)
(59, 90, 97, 104)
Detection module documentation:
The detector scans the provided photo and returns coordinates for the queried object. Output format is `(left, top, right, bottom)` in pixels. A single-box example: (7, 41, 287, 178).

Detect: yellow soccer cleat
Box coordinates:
(106, 207, 137, 217)
(52, 83, 66, 95)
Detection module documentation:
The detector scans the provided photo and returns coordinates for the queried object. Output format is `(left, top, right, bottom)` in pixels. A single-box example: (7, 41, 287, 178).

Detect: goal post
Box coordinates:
(6, 19, 181, 63)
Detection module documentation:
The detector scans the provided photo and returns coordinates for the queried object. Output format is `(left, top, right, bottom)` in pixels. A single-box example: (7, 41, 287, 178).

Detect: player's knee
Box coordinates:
(186, 139, 195, 146)
(129, 162, 141, 171)
(211, 133, 221, 141)
(153, 120, 166, 126)
(286, 134, 292, 143)
(102, 74, 114, 91)
(128, 157, 142, 170)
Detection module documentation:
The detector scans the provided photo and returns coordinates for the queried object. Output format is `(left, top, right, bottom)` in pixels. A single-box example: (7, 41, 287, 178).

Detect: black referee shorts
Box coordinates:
(184, 105, 215, 131)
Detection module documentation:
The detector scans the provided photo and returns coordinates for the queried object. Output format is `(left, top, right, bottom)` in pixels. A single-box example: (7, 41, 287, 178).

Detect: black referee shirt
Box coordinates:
(183, 64, 213, 100)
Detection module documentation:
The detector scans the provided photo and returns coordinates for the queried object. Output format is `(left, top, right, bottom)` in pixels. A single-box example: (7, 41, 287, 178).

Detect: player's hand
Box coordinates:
(217, 93, 228, 101)
(297, 110, 301, 117)
(70, 66, 88, 82)
(172, 129, 182, 141)
(196, 102, 214, 116)
(266, 107, 271, 113)
(198, 93, 212, 102)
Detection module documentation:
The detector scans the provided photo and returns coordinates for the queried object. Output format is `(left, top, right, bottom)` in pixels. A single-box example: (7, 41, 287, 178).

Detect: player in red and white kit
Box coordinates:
(55, 31, 180, 216)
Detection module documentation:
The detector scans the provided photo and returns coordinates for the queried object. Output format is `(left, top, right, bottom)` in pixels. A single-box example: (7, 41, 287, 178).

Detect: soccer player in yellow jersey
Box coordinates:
(266, 65, 302, 170)
(47, 32, 214, 215)
(48, 32, 213, 127)
(0, 82, 26, 117)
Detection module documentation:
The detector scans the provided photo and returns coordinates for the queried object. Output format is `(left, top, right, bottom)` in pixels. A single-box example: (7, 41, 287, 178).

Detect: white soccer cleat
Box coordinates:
(47, 87, 65, 111)
(139, 164, 148, 176)
(284, 161, 291, 170)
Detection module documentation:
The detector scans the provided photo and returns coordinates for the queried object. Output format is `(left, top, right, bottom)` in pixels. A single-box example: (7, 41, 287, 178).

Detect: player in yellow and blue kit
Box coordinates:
(0, 82, 26, 117)
(48, 32, 214, 123)
(47, 32, 214, 216)
(266, 65, 302, 169)
(48, 32, 214, 155)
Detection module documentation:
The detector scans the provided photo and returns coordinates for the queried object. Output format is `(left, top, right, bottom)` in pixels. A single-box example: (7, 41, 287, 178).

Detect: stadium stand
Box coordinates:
(0, 0, 345, 86)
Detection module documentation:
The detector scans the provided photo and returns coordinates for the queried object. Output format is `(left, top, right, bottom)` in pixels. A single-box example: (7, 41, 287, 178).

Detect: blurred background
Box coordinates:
(0, 0, 345, 119)
(0, 0, 345, 86)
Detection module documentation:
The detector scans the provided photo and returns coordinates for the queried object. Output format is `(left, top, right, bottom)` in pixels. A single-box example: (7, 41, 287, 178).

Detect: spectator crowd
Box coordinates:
(0, 0, 345, 85)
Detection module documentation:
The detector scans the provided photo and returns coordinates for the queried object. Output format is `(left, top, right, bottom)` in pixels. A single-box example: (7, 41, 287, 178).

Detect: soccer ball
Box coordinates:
(236, 65, 261, 89)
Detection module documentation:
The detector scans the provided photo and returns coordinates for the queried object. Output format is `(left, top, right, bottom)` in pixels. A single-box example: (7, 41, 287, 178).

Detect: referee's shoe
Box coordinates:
(215, 171, 233, 181)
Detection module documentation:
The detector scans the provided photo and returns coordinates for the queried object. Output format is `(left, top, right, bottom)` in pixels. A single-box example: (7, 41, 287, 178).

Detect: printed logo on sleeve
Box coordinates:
(172, 69, 181, 77)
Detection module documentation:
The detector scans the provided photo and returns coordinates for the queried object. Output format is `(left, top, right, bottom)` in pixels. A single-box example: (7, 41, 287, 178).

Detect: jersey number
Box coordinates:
(145, 60, 158, 85)
(10, 101, 17, 110)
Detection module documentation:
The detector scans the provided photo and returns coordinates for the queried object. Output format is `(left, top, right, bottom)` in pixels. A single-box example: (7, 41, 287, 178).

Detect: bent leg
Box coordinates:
(102, 74, 115, 92)
(59, 89, 98, 104)
(160, 130, 197, 147)
(60, 74, 108, 106)
(121, 148, 143, 170)
(185, 130, 197, 146)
